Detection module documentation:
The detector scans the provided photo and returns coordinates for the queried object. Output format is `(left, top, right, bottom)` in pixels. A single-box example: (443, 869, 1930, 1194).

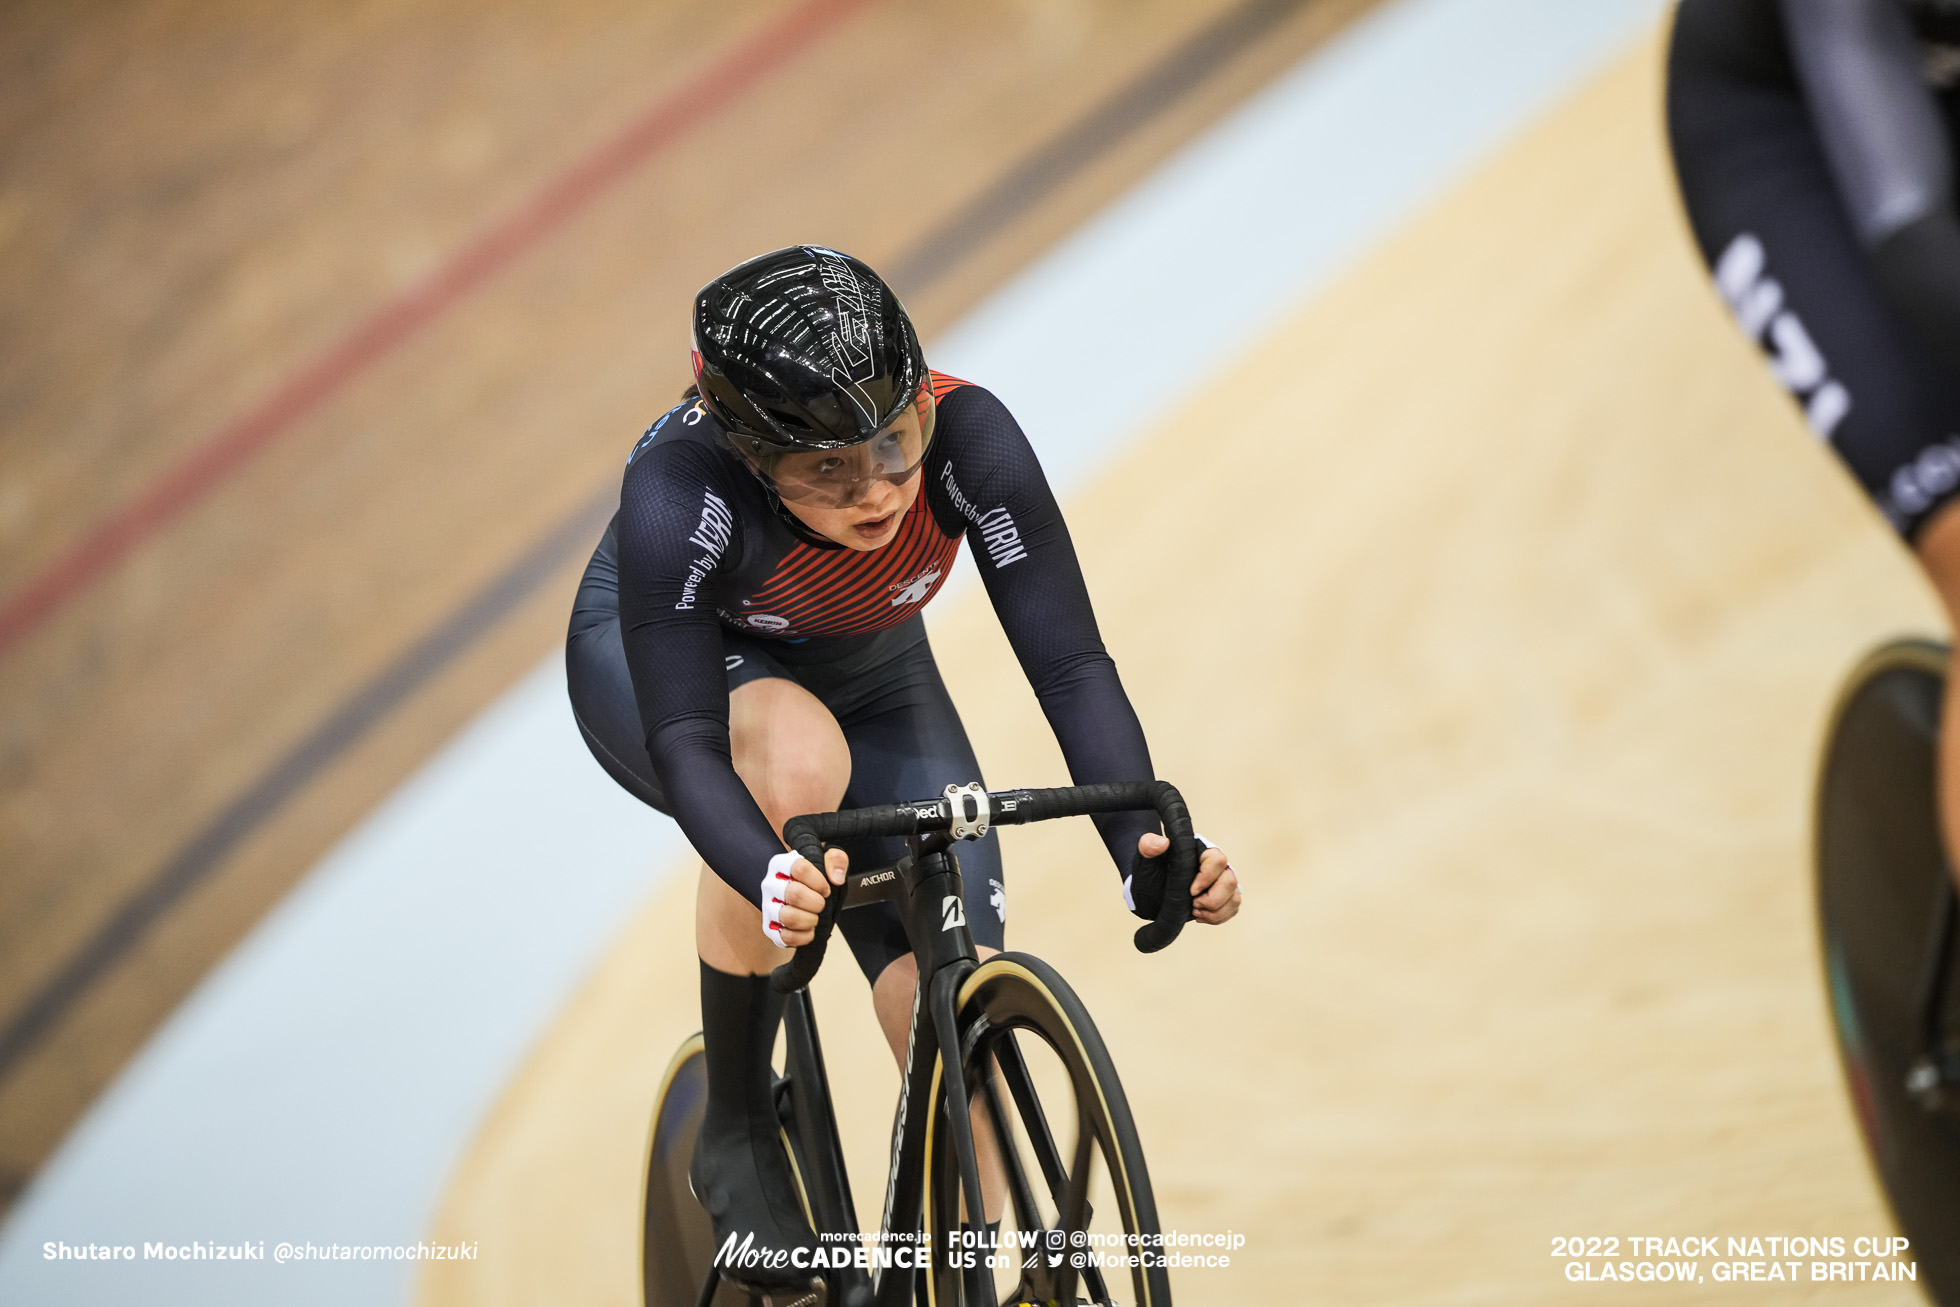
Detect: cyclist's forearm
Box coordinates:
(1032, 664, 1160, 875)
(650, 715, 783, 904)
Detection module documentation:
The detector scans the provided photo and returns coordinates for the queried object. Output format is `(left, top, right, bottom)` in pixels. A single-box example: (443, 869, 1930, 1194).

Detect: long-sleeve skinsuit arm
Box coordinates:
(936, 385, 1160, 880)
(615, 444, 787, 906)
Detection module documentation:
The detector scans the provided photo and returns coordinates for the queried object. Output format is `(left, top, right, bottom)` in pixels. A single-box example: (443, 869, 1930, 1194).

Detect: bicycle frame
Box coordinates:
(778, 830, 979, 1307)
(720, 778, 1195, 1307)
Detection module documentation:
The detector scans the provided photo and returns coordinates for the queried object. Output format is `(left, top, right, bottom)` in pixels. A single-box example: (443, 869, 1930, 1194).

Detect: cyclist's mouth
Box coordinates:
(852, 512, 898, 542)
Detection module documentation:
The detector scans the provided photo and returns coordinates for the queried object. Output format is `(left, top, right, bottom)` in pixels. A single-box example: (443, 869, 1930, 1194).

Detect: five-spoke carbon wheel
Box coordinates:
(925, 953, 1169, 1307)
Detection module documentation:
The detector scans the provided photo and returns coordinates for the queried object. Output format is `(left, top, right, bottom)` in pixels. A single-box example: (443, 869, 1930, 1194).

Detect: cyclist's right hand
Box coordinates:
(760, 846, 848, 948)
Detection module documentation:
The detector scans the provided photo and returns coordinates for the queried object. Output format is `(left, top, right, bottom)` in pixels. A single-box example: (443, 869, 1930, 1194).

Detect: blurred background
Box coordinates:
(0, 0, 1941, 1302)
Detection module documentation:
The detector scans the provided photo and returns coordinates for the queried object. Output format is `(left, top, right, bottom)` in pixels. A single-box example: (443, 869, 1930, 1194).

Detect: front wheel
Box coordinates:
(925, 953, 1170, 1307)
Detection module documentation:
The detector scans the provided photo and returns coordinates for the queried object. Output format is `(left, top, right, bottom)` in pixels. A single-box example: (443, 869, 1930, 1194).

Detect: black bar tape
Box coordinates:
(991, 781, 1158, 824)
(1134, 779, 1197, 954)
(771, 780, 1201, 990)
(771, 816, 847, 994)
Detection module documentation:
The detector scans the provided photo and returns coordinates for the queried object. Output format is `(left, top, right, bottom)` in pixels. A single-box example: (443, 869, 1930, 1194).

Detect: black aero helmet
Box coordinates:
(691, 245, 928, 457)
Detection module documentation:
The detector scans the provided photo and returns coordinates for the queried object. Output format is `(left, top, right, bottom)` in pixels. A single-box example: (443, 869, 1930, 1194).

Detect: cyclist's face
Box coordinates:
(763, 402, 930, 510)
(760, 394, 933, 550)
(779, 448, 922, 550)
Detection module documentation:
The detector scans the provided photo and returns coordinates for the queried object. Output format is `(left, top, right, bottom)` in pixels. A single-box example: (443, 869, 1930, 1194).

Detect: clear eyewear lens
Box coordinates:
(765, 398, 934, 507)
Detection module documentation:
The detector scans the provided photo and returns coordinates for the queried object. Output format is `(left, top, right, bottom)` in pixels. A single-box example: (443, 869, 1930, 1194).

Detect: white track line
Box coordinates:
(0, 1, 1667, 1301)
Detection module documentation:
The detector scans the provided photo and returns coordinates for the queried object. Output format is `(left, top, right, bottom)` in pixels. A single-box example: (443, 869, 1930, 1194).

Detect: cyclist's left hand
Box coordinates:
(1132, 832, 1241, 926)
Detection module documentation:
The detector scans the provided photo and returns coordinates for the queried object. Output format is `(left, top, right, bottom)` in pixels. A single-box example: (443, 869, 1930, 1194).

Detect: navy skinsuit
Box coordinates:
(567, 373, 1158, 981)
(1668, 0, 1960, 536)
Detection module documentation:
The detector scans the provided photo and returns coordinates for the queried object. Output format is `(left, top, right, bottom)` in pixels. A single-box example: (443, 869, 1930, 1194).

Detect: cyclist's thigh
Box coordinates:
(724, 669, 853, 822)
(1668, 2, 1960, 537)
(815, 625, 1006, 984)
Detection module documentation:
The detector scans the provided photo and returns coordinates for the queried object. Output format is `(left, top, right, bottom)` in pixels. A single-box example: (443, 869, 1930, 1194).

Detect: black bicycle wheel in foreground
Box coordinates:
(1816, 638, 1960, 1302)
(925, 953, 1169, 1307)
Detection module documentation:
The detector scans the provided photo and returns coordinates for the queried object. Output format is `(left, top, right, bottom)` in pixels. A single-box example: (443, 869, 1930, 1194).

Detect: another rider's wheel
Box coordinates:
(925, 953, 1170, 1307)
(1816, 638, 1960, 1302)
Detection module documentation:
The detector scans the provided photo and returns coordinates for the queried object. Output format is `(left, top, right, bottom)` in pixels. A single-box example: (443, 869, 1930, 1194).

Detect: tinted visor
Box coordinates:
(756, 389, 936, 508)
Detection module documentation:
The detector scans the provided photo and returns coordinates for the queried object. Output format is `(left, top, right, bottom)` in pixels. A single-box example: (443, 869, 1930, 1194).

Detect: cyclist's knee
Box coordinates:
(728, 677, 850, 828)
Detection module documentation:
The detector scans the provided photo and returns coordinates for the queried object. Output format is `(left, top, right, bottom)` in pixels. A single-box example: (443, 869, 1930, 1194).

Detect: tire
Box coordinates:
(924, 953, 1169, 1307)
(1815, 638, 1960, 1301)
(641, 1037, 819, 1307)
(642, 1036, 724, 1307)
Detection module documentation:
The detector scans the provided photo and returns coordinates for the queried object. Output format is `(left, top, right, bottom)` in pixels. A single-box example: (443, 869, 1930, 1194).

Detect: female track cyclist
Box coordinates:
(565, 245, 1242, 1294)
(1668, 1, 1960, 879)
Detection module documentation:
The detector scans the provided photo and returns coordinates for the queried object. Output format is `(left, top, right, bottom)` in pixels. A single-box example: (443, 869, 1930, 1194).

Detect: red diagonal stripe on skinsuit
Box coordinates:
(747, 542, 861, 618)
(826, 531, 962, 636)
(751, 506, 921, 614)
(928, 370, 972, 400)
(0, 0, 882, 659)
(810, 507, 942, 628)
(768, 516, 918, 622)
(817, 533, 963, 636)
(840, 529, 961, 632)
(763, 499, 931, 625)
(781, 500, 949, 632)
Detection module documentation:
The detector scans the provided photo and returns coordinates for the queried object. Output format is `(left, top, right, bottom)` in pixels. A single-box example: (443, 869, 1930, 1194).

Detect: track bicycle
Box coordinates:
(1815, 638, 1960, 1301)
(640, 779, 1203, 1307)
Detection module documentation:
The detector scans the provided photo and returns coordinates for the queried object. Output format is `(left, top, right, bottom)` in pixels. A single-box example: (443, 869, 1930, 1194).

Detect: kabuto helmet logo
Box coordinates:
(813, 248, 882, 426)
(689, 246, 926, 456)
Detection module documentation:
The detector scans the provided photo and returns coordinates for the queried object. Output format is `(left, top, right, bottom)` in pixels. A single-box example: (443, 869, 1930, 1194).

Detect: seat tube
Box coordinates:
(782, 989, 862, 1248)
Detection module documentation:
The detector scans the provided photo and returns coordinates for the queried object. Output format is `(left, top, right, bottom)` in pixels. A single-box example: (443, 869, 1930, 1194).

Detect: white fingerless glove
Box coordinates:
(761, 850, 800, 949)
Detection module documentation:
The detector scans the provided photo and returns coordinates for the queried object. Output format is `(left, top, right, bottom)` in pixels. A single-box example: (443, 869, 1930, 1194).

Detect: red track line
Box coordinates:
(0, 0, 879, 658)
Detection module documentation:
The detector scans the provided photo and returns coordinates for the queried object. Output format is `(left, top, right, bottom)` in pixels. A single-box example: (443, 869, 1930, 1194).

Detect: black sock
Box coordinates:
(690, 960, 817, 1281)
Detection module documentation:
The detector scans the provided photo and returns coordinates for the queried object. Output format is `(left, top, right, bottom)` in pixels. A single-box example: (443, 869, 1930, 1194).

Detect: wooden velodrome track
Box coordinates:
(420, 28, 1934, 1307)
(0, 5, 1944, 1307)
(0, 0, 1376, 1211)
